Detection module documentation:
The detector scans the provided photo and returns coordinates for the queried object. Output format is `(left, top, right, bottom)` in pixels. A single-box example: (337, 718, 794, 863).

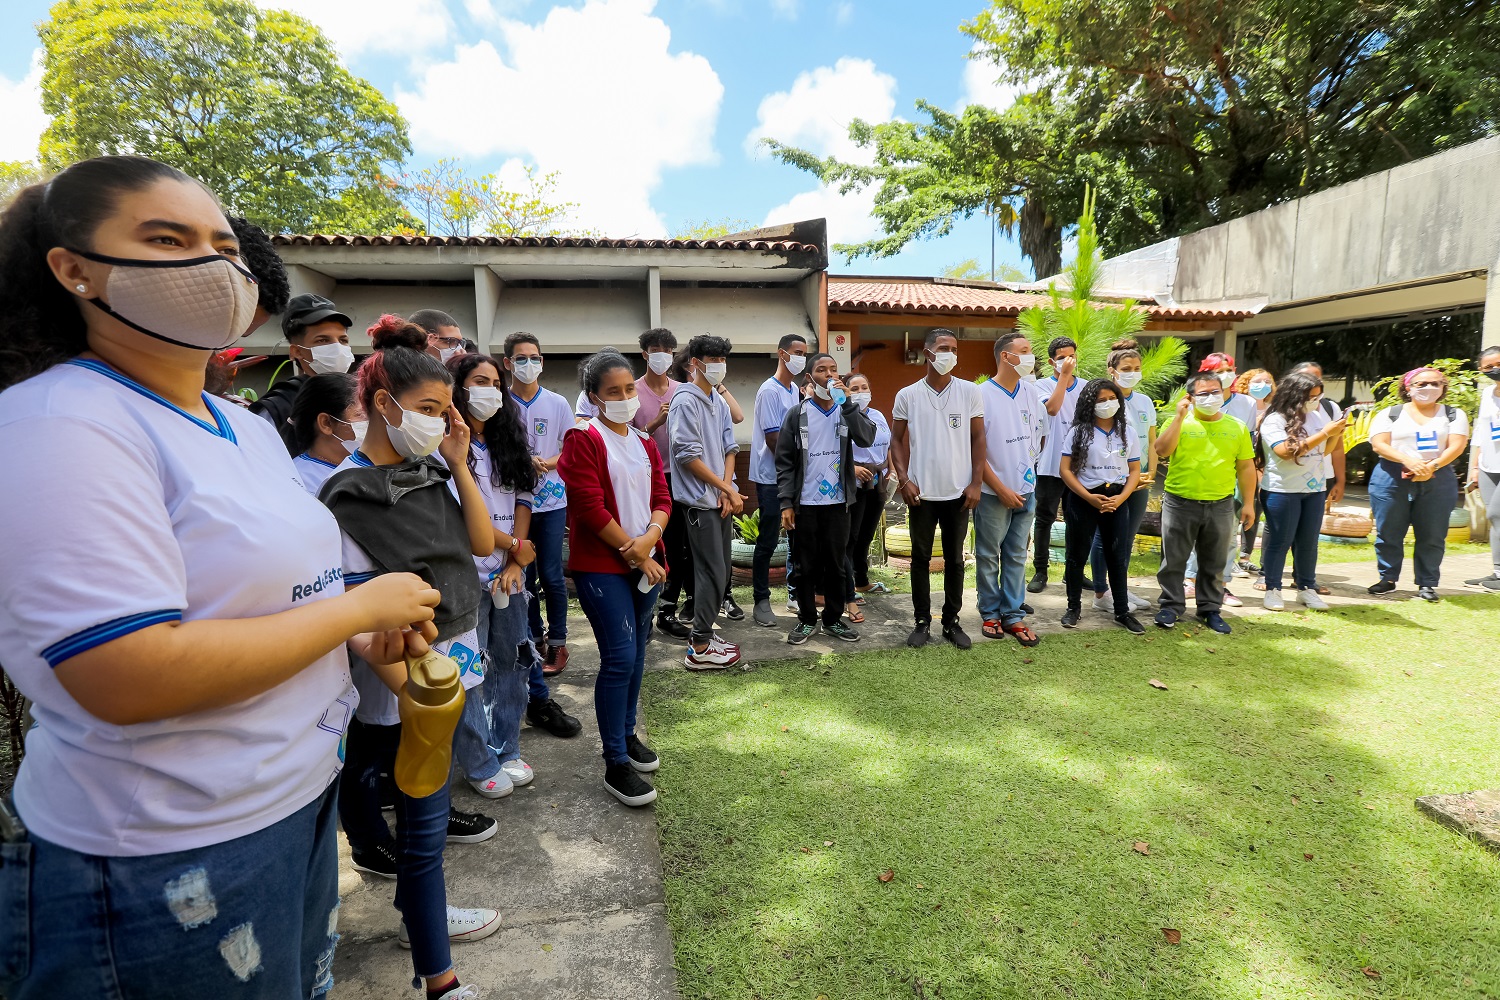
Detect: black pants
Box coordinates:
(659, 474, 691, 609)
(846, 484, 884, 590)
(1240, 485, 1262, 560)
(795, 502, 850, 625)
(1063, 485, 1131, 614)
(754, 481, 795, 603)
(1031, 474, 1066, 575)
(338, 718, 400, 853)
(908, 496, 969, 625)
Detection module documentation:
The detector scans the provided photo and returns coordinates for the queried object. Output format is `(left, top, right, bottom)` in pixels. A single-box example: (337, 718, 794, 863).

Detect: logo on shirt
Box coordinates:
(534, 417, 549, 436)
(292, 567, 344, 602)
(1416, 429, 1439, 453)
(1023, 467, 1036, 486)
(1491, 423, 1500, 444)
(948, 413, 960, 428)
(449, 640, 482, 682)
(536, 478, 566, 503)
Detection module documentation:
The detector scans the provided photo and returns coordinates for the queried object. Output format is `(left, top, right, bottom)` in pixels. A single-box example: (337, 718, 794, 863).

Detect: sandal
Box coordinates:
(982, 619, 1004, 639)
(1252, 576, 1267, 592)
(859, 582, 894, 595)
(846, 609, 865, 624)
(1005, 623, 1040, 647)
(1315, 584, 1331, 596)
(854, 595, 867, 606)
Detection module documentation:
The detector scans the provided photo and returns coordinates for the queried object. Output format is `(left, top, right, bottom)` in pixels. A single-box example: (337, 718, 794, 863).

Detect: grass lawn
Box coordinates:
(643, 596, 1500, 999)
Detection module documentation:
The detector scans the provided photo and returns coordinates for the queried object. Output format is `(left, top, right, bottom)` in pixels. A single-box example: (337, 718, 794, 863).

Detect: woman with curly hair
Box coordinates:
(1232, 368, 1275, 579)
(1059, 378, 1144, 633)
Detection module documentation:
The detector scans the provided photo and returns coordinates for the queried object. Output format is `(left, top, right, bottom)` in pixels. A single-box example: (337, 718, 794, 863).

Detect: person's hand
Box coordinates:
(781, 507, 796, 531)
(1240, 506, 1256, 531)
(1324, 415, 1347, 439)
(1467, 471, 1480, 492)
(512, 537, 536, 567)
(726, 488, 745, 515)
(855, 465, 876, 484)
(532, 455, 550, 475)
(899, 478, 922, 506)
(1176, 395, 1193, 420)
(829, 375, 848, 397)
(403, 622, 436, 659)
(438, 404, 470, 466)
(995, 484, 1025, 509)
(962, 482, 982, 511)
(1058, 356, 1077, 378)
(1097, 493, 1121, 513)
(1411, 466, 1434, 483)
(347, 572, 440, 634)
(618, 531, 656, 567)
(649, 399, 670, 430)
(639, 556, 667, 585)
(1327, 480, 1345, 504)
(497, 562, 525, 597)
(362, 627, 409, 666)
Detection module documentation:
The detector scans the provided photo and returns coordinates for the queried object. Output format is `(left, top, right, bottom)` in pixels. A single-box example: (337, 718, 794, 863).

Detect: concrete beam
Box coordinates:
(647, 267, 661, 329)
(286, 263, 335, 299)
(475, 265, 502, 355)
(1484, 261, 1500, 349)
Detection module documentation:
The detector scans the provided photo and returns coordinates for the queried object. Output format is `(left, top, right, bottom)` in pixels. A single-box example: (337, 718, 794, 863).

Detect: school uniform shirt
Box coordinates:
(1034, 375, 1082, 478)
(892, 377, 984, 502)
(1475, 386, 1500, 474)
(852, 408, 891, 482)
(1062, 422, 1142, 490)
(751, 376, 799, 484)
(574, 390, 598, 420)
(1162, 412, 1254, 501)
(469, 440, 534, 584)
(1370, 405, 1469, 463)
(0, 359, 357, 857)
(980, 377, 1045, 496)
(1223, 391, 1259, 431)
(1122, 390, 1158, 459)
(513, 386, 574, 513)
(590, 417, 655, 537)
(1259, 410, 1330, 494)
(799, 398, 846, 506)
(632, 376, 679, 458)
(292, 451, 340, 496)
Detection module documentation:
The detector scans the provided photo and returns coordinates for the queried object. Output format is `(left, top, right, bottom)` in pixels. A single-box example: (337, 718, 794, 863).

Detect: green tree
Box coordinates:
(942, 257, 1029, 282)
(0, 162, 45, 209)
(398, 160, 585, 238)
(672, 217, 754, 240)
(38, 0, 411, 234)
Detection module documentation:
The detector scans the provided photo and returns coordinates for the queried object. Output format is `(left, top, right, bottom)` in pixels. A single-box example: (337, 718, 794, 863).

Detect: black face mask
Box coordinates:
(1485, 370, 1500, 382)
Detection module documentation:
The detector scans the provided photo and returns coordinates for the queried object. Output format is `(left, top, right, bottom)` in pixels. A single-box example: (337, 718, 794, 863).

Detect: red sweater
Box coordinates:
(557, 422, 672, 575)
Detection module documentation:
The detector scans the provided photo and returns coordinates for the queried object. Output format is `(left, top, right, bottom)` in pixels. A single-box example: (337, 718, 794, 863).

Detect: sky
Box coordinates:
(0, 0, 1030, 278)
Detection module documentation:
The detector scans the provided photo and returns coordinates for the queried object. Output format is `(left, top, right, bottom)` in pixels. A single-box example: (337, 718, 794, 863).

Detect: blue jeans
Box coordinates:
(394, 783, 452, 983)
(340, 718, 398, 853)
(1260, 490, 1326, 592)
(475, 588, 530, 763)
(453, 683, 501, 782)
(1090, 488, 1149, 595)
(525, 507, 569, 644)
(975, 491, 1036, 625)
(575, 571, 659, 766)
(1369, 461, 1458, 587)
(0, 783, 340, 998)
(753, 481, 794, 603)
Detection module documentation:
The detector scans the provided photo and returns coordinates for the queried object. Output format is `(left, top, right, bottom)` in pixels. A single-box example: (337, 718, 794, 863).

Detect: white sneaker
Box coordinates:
(1222, 590, 1244, 608)
(786, 597, 800, 614)
(468, 772, 513, 799)
(1263, 590, 1285, 611)
(685, 636, 741, 670)
(434, 987, 482, 1000)
(1297, 588, 1329, 611)
(399, 906, 502, 948)
(1091, 592, 1113, 612)
(500, 758, 533, 787)
(1126, 591, 1151, 611)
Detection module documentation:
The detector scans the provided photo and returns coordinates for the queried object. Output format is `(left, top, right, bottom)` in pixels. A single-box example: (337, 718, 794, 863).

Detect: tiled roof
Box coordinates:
(271, 233, 820, 253)
(827, 277, 1257, 321)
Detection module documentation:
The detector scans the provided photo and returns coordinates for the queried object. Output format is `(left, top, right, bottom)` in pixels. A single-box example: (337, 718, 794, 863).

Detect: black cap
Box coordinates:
(282, 293, 352, 338)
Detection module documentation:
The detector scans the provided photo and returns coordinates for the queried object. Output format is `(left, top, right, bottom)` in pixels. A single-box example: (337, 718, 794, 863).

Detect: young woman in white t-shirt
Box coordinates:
(1088, 339, 1157, 613)
(1367, 367, 1470, 601)
(1234, 368, 1275, 579)
(290, 371, 362, 496)
(1464, 346, 1500, 591)
(0, 156, 440, 997)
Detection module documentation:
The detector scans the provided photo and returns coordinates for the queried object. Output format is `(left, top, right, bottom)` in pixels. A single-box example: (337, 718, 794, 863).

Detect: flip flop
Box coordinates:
(860, 582, 894, 595)
(846, 609, 865, 624)
(982, 620, 1004, 640)
(1005, 623, 1040, 647)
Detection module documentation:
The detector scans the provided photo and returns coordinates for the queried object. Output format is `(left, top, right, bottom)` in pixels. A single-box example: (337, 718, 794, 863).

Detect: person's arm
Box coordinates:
(1155, 395, 1191, 459)
(890, 416, 920, 506)
(1144, 422, 1158, 480)
(616, 441, 672, 576)
(775, 404, 800, 515)
(720, 407, 743, 515)
(1436, 433, 1469, 470)
(718, 383, 745, 424)
(509, 502, 535, 566)
(963, 414, 985, 509)
(1058, 455, 1095, 504)
(1236, 458, 1257, 529)
(646, 396, 671, 432)
(443, 452, 497, 558)
(1044, 359, 1075, 415)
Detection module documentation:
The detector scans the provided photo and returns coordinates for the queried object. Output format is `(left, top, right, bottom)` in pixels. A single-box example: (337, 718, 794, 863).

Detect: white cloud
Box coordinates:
(397, 0, 723, 236)
(770, 0, 798, 18)
(834, 1, 853, 25)
(0, 50, 48, 163)
(761, 183, 880, 247)
(254, 0, 454, 56)
(960, 44, 1020, 112)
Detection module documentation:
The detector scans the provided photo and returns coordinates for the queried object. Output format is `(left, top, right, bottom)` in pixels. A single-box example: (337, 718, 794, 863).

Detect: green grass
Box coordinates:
(643, 597, 1500, 999)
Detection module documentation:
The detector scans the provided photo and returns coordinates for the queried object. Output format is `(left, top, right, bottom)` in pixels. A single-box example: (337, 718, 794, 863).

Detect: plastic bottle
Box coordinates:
(394, 647, 466, 798)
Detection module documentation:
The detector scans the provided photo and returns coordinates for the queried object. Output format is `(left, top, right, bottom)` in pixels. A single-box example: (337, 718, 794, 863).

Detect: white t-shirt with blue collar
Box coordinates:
(980, 376, 1045, 496)
(799, 399, 846, 506)
(752, 376, 799, 484)
(512, 386, 574, 513)
(1062, 422, 1142, 490)
(1036, 374, 1082, 477)
(293, 451, 340, 496)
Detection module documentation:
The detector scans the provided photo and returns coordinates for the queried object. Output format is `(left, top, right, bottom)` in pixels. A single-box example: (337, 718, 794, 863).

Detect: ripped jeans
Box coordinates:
(0, 782, 341, 999)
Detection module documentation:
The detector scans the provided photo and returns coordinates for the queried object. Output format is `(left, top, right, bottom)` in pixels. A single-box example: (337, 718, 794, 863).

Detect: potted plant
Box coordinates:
(731, 509, 787, 568)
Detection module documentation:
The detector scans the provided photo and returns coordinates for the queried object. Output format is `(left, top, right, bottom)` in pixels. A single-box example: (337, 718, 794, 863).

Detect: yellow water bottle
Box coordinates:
(394, 647, 465, 798)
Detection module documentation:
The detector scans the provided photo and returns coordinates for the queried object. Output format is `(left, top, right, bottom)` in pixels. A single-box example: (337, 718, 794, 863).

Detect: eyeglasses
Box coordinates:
(1410, 381, 1443, 390)
(430, 334, 463, 349)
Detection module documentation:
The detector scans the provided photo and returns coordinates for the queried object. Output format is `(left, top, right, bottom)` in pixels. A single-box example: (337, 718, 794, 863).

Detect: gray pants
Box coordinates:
(1157, 492, 1235, 615)
(684, 505, 732, 644)
(1479, 470, 1500, 575)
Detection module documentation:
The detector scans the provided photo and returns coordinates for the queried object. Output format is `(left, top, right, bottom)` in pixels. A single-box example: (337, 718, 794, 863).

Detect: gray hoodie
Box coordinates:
(666, 381, 739, 508)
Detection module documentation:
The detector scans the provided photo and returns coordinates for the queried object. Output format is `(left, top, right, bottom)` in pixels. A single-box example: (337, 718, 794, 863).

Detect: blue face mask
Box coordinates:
(1248, 382, 1273, 400)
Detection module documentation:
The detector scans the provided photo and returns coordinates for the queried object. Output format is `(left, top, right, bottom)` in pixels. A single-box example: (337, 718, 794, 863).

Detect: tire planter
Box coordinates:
(884, 524, 945, 559)
(731, 564, 786, 586)
(1133, 534, 1161, 556)
(1449, 506, 1473, 528)
(1321, 512, 1373, 538)
(1138, 509, 1162, 537)
(1049, 522, 1067, 547)
(1318, 533, 1371, 546)
(886, 555, 946, 573)
(731, 537, 787, 568)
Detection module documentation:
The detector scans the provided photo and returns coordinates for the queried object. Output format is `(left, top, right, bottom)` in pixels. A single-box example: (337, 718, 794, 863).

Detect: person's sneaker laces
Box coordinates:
(1026, 572, 1047, 594)
(721, 595, 745, 620)
(350, 841, 398, 879)
(1197, 611, 1232, 634)
(1297, 588, 1328, 611)
(1221, 590, 1244, 608)
(626, 734, 660, 773)
(541, 643, 569, 677)
(1367, 580, 1396, 595)
(906, 622, 932, 647)
(655, 612, 691, 641)
(605, 762, 657, 807)
(399, 906, 502, 948)
(527, 697, 582, 738)
(788, 621, 816, 644)
(468, 772, 514, 799)
(941, 622, 972, 650)
(1155, 608, 1179, 629)
(500, 758, 533, 787)
(446, 807, 498, 844)
(1262, 589, 1285, 612)
(1061, 608, 1081, 629)
(753, 598, 778, 627)
(685, 637, 740, 669)
(1115, 613, 1145, 635)
(823, 619, 860, 642)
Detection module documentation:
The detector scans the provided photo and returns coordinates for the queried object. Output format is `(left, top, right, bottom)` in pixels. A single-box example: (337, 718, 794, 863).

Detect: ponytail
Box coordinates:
(290, 372, 358, 455)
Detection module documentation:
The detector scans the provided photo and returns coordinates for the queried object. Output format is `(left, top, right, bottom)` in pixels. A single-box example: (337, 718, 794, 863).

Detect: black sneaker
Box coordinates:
(1464, 575, 1500, 592)
(907, 622, 932, 647)
(1080, 575, 1094, 592)
(1021, 603, 1035, 616)
(625, 733, 660, 773)
(721, 595, 745, 621)
(788, 622, 816, 644)
(941, 621, 972, 650)
(1061, 608, 1081, 629)
(1026, 572, 1047, 594)
(1197, 611, 1232, 635)
(1115, 613, 1145, 635)
(605, 762, 657, 807)
(350, 841, 398, 879)
(527, 697, 583, 738)
(1367, 580, 1396, 595)
(655, 612, 691, 641)
(679, 597, 694, 622)
(447, 807, 498, 844)
(1417, 586, 1440, 603)
(823, 619, 860, 642)
(1154, 608, 1179, 630)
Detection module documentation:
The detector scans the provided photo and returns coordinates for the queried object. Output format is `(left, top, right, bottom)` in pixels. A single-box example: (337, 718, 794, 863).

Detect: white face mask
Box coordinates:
(929, 351, 958, 376)
(784, 353, 806, 375)
(438, 346, 461, 364)
(1011, 353, 1036, 376)
(308, 342, 355, 375)
(702, 362, 727, 386)
(1193, 393, 1224, 415)
(511, 358, 542, 384)
(646, 352, 674, 375)
(851, 391, 872, 409)
(1410, 385, 1442, 404)
(1095, 399, 1120, 418)
(336, 418, 366, 455)
(1113, 370, 1142, 389)
(1218, 371, 1236, 387)
(1303, 398, 1322, 415)
(466, 386, 503, 421)
(600, 396, 641, 423)
(383, 399, 447, 460)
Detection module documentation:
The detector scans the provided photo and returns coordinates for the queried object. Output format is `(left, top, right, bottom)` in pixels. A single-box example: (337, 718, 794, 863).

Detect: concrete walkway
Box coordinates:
(332, 548, 1495, 997)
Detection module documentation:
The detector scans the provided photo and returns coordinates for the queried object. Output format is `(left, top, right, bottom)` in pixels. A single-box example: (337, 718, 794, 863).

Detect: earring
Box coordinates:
(76, 284, 87, 293)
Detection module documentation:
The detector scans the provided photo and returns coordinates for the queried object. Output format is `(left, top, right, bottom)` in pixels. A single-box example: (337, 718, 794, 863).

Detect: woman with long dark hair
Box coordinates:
(1464, 346, 1500, 591)
(1059, 378, 1143, 633)
(1255, 372, 1342, 611)
(0, 156, 438, 997)
(290, 371, 362, 495)
(557, 349, 672, 806)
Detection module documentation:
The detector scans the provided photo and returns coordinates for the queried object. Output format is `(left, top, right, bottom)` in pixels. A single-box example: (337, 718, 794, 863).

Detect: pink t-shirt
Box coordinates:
(632, 376, 679, 457)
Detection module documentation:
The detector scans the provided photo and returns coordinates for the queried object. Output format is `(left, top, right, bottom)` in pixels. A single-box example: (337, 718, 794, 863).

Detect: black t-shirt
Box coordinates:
(248, 373, 308, 455)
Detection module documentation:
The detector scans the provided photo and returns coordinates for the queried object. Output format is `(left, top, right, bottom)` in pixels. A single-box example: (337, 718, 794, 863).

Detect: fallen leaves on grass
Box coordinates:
(1291, 795, 1301, 805)
(1162, 928, 1182, 944)
(823, 840, 834, 847)
(1304, 853, 1314, 860)
(799, 846, 812, 854)
(1133, 842, 1150, 855)
(878, 869, 895, 882)
(1362, 966, 1381, 979)
(1148, 678, 1169, 690)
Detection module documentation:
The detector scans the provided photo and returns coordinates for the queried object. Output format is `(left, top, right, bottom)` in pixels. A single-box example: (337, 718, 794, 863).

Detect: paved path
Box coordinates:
(332, 549, 1494, 996)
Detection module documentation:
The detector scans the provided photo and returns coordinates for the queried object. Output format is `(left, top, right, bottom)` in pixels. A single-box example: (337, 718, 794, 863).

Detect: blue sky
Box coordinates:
(0, 0, 1030, 278)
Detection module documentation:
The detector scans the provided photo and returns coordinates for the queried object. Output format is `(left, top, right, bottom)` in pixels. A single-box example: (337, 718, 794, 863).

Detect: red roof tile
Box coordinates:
(827, 277, 1255, 321)
(271, 233, 820, 253)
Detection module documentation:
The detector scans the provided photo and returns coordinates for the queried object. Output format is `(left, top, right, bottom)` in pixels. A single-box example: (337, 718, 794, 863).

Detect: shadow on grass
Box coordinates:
(644, 605, 1500, 1000)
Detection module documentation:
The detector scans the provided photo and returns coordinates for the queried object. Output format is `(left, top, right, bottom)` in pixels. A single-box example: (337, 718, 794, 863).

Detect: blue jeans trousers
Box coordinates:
(575, 571, 659, 766)
(1369, 461, 1458, 587)
(1, 783, 340, 998)
(340, 718, 398, 853)
(394, 783, 452, 983)
(1090, 488, 1148, 595)
(525, 507, 569, 645)
(753, 481, 795, 603)
(974, 491, 1036, 626)
(1260, 490, 1326, 592)
(475, 587, 531, 764)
